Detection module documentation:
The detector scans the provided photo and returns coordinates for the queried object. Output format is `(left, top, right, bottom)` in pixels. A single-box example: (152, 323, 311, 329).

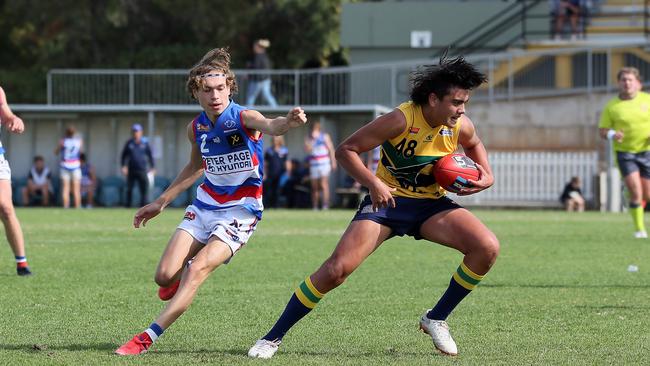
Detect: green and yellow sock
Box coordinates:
(629, 203, 646, 232)
(427, 261, 485, 321)
(263, 276, 324, 341)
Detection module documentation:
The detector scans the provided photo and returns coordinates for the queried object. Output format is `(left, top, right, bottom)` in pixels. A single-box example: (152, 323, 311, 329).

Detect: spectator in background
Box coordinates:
(552, 0, 582, 41)
(22, 155, 52, 206)
(0, 86, 31, 275)
(560, 176, 585, 212)
(599, 67, 650, 238)
(366, 145, 381, 175)
(278, 158, 294, 207)
(121, 123, 155, 208)
(80, 153, 97, 208)
(55, 125, 83, 209)
(281, 158, 311, 208)
(246, 39, 278, 107)
(305, 120, 336, 210)
(263, 135, 288, 208)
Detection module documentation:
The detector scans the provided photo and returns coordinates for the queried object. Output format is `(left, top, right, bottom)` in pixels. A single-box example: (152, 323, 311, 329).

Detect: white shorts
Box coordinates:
(0, 157, 11, 181)
(177, 204, 259, 260)
(60, 168, 82, 182)
(309, 163, 331, 179)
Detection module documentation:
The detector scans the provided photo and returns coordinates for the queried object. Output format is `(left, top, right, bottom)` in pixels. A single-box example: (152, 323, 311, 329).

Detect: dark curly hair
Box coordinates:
(409, 55, 487, 105)
(186, 48, 238, 99)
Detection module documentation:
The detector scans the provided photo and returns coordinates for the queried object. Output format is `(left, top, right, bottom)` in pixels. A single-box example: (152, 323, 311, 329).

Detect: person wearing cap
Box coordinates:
(121, 123, 155, 207)
(245, 39, 278, 107)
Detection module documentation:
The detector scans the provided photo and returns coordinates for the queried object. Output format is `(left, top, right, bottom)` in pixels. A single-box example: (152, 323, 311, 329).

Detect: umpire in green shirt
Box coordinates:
(599, 66, 650, 238)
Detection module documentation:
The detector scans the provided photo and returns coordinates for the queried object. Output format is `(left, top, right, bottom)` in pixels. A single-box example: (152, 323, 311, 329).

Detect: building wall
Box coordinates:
(6, 92, 613, 187)
(341, 0, 550, 65)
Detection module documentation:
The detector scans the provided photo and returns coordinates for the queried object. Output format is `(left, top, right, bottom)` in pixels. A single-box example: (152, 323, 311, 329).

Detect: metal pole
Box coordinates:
(643, 0, 648, 38)
(488, 57, 494, 103)
(521, 0, 527, 43)
(317, 71, 322, 105)
(508, 55, 514, 100)
(129, 71, 135, 105)
(587, 48, 593, 95)
(606, 47, 612, 93)
(294, 70, 300, 105)
(147, 110, 155, 202)
(390, 66, 397, 107)
(47, 71, 53, 105)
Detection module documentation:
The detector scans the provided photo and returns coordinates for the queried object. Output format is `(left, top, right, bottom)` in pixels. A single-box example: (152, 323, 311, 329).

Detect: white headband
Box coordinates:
(200, 73, 227, 78)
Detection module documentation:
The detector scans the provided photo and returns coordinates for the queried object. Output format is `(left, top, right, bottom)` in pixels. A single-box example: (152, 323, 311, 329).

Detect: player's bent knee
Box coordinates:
(185, 260, 212, 282)
(0, 202, 14, 221)
(323, 258, 351, 288)
(480, 235, 500, 266)
(154, 271, 176, 287)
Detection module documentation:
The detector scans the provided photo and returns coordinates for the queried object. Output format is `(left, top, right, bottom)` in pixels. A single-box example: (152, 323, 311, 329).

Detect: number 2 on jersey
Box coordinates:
(200, 134, 209, 153)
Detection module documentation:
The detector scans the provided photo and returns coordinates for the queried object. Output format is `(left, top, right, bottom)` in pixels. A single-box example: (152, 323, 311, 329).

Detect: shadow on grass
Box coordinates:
(0, 343, 116, 352)
(575, 305, 650, 310)
(155, 347, 425, 358)
(2, 343, 428, 358)
(483, 283, 650, 289)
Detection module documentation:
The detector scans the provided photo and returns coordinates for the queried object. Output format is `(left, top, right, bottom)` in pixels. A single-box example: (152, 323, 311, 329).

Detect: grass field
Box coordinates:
(1, 207, 650, 365)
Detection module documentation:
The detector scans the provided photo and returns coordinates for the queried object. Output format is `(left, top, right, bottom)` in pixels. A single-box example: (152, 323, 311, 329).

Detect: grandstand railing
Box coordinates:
(47, 44, 650, 107)
(453, 151, 599, 207)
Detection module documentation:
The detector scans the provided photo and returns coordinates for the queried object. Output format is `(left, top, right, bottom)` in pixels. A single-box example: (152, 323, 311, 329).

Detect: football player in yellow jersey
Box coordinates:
(599, 67, 650, 238)
(248, 56, 498, 358)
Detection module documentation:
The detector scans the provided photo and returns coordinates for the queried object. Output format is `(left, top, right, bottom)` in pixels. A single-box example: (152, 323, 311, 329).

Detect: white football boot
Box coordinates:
(634, 231, 648, 239)
(419, 310, 458, 356)
(248, 339, 281, 359)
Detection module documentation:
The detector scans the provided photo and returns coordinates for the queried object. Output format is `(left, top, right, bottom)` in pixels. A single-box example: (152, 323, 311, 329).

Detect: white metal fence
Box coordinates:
(47, 44, 650, 106)
(454, 151, 599, 207)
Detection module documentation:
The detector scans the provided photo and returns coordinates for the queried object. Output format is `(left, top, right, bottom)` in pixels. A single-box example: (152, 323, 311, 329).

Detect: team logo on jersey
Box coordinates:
(224, 120, 236, 129)
(227, 132, 245, 147)
(424, 134, 433, 142)
(409, 127, 420, 134)
(212, 136, 221, 144)
(203, 150, 254, 174)
(183, 211, 196, 221)
(439, 129, 453, 137)
(197, 124, 210, 132)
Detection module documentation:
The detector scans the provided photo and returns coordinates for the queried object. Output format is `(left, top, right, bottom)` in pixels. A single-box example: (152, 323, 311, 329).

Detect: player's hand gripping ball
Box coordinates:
(433, 154, 480, 193)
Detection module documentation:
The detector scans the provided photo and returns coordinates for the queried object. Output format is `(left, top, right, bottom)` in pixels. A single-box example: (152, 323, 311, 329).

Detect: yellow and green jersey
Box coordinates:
(375, 101, 460, 199)
(599, 91, 650, 153)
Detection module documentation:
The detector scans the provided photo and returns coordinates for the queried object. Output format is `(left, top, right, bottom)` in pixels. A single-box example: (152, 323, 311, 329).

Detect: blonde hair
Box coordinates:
(186, 48, 238, 98)
(617, 67, 642, 82)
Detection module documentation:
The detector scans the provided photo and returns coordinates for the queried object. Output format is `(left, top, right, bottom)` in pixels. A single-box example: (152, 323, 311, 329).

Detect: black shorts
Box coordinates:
(616, 151, 650, 178)
(352, 194, 462, 240)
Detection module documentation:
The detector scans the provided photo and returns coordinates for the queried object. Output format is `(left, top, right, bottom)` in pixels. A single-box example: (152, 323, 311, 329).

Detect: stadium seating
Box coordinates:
(11, 177, 28, 207)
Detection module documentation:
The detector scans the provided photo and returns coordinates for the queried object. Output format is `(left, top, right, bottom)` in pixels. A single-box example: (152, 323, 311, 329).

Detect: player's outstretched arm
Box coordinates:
(0, 87, 24, 134)
(457, 116, 493, 195)
(133, 122, 204, 228)
(242, 107, 307, 136)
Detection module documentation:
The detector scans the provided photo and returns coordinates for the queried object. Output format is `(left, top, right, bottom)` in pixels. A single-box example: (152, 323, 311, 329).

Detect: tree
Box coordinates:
(0, 0, 346, 103)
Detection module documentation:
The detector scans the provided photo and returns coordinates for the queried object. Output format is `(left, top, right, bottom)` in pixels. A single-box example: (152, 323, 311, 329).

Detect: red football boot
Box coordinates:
(158, 280, 180, 301)
(114, 332, 152, 355)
